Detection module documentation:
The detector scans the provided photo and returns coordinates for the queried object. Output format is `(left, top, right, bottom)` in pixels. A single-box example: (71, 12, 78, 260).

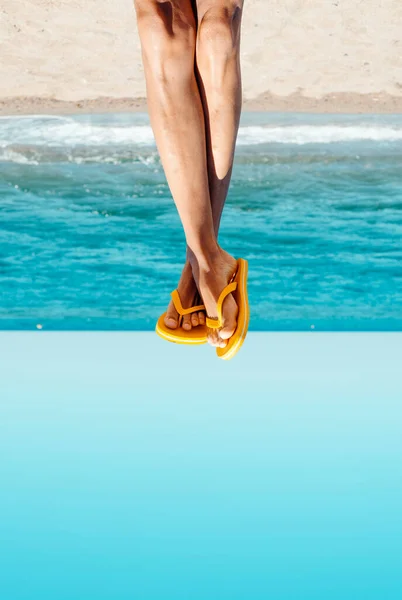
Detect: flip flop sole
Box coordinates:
(216, 259, 249, 360)
(156, 314, 208, 345)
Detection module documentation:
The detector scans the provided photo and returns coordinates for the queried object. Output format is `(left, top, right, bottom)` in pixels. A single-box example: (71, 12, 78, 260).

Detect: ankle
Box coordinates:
(187, 242, 221, 273)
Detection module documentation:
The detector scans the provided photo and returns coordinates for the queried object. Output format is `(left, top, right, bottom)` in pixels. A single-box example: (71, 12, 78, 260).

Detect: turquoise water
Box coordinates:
(1, 112, 402, 330)
(1, 332, 402, 599)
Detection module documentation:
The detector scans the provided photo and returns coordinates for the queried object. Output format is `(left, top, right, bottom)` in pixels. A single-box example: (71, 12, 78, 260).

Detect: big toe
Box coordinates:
(164, 315, 178, 329)
(219, 323, 236, 340)
(164, 304, 179, 329)
(219, 296, 238, 340)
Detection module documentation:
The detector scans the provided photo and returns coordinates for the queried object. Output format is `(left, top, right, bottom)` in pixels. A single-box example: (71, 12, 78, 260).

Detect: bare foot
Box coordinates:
(190, 248, 238, 348)
(164, 261, 206, 331)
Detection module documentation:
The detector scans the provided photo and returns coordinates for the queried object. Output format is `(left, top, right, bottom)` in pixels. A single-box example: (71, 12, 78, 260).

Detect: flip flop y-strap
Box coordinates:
(170, 289, 205, 316)
(206, 281, 238, 329)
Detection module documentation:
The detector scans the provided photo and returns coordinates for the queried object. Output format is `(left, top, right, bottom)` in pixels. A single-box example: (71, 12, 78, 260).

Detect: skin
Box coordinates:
(134, 0, 244, 347)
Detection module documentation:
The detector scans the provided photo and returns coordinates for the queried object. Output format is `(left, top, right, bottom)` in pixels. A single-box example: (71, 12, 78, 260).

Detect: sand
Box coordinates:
(1, 0, 402, 114)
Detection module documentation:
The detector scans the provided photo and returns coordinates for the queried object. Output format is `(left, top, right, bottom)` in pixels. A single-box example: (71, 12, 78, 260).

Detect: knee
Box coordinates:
(135, 1, 196, 82)
(197, 2, 243, 61)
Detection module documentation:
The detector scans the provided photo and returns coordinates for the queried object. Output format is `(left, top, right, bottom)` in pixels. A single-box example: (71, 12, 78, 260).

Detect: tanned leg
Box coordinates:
(134, 0, 210, 331)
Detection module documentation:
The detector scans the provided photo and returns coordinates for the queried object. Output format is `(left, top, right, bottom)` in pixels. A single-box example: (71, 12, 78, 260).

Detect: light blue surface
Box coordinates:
(1, 112, 402, 330)
(1, 332, 401, 599)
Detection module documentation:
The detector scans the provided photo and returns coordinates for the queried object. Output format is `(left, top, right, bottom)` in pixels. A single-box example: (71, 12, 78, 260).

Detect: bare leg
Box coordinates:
(135, 1, 218, 248)
(195, 0, 243, 233)
(135, 0, 238, 346)
(135, 0, 209, 331)
(192, 0, 244, 345)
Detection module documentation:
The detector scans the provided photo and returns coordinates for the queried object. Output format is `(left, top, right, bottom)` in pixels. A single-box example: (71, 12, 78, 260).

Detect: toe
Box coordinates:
(164, 303, 179, 329)
(191, 312, 199, 327)
(182, 314, 192, 331)
(207, 329, 220, 347)
(198, 312, 205, 325)
(219, 294, 238, 340)
(219, 324, 236, 340)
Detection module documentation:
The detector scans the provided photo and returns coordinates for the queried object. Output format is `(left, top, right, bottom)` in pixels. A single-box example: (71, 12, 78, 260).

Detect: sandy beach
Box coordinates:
(1, 0, 402, 114)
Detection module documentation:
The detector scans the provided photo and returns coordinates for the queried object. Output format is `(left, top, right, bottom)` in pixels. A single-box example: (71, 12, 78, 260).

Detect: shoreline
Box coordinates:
(1, 91, 402, 116)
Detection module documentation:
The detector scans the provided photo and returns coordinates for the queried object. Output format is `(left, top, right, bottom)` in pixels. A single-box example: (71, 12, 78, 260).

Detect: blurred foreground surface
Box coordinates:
(1, 332, 401, 599)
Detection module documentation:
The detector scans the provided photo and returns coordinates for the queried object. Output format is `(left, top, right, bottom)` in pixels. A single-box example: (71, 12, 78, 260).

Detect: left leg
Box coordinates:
(134, 0, 218, 333)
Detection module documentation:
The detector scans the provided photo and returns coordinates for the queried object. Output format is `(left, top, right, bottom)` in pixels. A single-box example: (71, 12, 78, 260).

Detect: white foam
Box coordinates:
(237, 125, 402, 145)
(0, 120, 156, 148)
(1, 116, 402, 163)
(0, 148, 39, 165)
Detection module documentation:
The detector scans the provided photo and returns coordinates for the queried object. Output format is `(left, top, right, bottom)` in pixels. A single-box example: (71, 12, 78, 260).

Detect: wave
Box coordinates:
(0, 117, 156, 148)
(1, 115, 402, 164)
(238, 125, 402, 145)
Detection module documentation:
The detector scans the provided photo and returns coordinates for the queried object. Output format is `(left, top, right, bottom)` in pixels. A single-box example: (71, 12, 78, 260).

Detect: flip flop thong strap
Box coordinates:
(206, 316, 221, 329)
(171, 289, 205, 316)
(206, 281, 238, 329)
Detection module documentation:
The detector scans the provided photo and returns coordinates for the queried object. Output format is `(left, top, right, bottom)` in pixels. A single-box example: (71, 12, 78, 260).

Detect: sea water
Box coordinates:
(1, 112, 401, 330)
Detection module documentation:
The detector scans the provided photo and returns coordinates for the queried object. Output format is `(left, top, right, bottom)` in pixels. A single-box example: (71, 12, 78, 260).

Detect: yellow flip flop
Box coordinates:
(206, 258, 249, 360)
(155, 289, 208, 345)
